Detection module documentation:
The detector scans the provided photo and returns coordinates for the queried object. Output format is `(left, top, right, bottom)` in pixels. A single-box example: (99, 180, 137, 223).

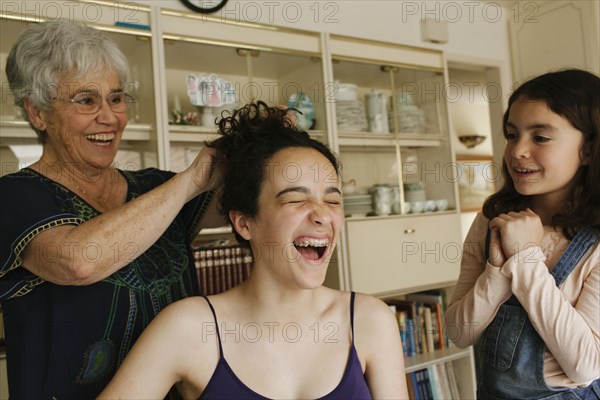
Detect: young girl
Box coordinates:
(99, 102, 408, 399)
(446, 69, 600, 399)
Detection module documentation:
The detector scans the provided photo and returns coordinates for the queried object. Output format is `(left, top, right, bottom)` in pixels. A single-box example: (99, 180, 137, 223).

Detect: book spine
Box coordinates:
(436, 363, 453, 400)
(434, 303, 444, 350)
(421, 369, 433, 400)
(405, 319, 416, 357)
(445, 362, 461, 399)
(427, 366, 441, 400)
(424, 307, 435, 354)
(416, 370, 428, 400)
(398, 311, 409, 357)
(408, 372, 420, 400)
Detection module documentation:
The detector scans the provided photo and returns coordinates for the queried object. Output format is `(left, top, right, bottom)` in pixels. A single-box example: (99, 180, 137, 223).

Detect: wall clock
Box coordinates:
(180, 0, 228, 14)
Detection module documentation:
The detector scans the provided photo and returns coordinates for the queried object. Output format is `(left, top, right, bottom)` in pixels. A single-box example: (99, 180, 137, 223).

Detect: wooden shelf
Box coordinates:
(168, 125, 326, 143)
(338, 131, 445, 147)
(344, 209, 456, 222)
(404, 346, 472, 373)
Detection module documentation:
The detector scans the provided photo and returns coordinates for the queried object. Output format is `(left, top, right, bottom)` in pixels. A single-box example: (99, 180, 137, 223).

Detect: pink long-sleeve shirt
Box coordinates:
(446, 213, 600, 388)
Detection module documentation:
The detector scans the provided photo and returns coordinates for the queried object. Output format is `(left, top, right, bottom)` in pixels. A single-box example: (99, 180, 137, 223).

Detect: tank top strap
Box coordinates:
(551, 228, 599, 286)
(350, 291, 356, 343)
(202, 296, 224, 358)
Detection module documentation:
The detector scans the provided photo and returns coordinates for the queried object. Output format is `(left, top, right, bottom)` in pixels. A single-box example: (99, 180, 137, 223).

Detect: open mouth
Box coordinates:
(293, 238, 330, 262)
(84, 133, 115, 146)
(513, 166, 540, 179)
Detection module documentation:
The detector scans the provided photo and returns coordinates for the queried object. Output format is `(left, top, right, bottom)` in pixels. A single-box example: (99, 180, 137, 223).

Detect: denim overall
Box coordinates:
(478, 229, 600, 399)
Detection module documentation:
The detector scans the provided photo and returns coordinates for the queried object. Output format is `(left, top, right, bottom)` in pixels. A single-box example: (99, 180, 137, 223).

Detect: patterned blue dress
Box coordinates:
(0, 167, 211, 398)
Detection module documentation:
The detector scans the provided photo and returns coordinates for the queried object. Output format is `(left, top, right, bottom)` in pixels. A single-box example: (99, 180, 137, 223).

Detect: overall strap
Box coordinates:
(551, 228, 599, 286)
(203, 296, 224, 358)
(350, 291, 356, 343)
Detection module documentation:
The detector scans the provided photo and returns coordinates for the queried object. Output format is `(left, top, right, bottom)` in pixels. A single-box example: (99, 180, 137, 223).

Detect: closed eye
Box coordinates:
(325, 195, 342, 205)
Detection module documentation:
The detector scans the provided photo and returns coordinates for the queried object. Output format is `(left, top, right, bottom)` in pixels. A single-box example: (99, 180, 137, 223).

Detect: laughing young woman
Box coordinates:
(99, 102, 408, 399)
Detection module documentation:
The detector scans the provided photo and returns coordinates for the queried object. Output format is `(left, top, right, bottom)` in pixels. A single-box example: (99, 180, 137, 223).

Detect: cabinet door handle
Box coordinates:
(404, 228, 416, 234)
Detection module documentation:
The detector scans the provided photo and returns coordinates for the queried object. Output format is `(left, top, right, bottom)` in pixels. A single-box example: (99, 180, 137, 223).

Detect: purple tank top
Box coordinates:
(199, 292, 373, 400)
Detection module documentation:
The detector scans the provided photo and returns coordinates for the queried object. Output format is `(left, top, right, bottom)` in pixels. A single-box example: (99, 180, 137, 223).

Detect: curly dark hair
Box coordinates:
(206, 101, 340, 246)
(482, 69, 600, 238)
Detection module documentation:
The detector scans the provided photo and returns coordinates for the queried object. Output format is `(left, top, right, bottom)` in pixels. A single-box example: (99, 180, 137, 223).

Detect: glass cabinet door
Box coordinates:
(107, 28, 158, 171)
(393, 67, 456, 213)
(250, 50, 327, 139)
(160, 10, 326, 172)
(332, 59, 399, 210)
(329, 35, 457, 218)
(163, 39, 250, 171)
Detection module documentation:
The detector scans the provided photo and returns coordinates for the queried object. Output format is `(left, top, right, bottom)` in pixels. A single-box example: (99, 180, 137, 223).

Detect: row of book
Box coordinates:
(388, 290, 449, 357)
(407, 362, 461, 400)
(193, 245, 253, 296)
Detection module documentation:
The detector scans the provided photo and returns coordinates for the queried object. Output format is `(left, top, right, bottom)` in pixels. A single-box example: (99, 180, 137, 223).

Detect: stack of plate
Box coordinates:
(343, 194, 373, 216)
(389, 104, 426, 133)
(336, 100, 369, 132)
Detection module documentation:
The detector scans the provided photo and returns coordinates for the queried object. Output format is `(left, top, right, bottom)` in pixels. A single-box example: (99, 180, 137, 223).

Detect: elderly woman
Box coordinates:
(0, 19, 217, 398)
(99, 102, 409, 399)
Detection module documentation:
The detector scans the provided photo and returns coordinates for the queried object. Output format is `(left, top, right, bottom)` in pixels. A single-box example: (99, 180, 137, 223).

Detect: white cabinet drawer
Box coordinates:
(345, 214, 462, 295)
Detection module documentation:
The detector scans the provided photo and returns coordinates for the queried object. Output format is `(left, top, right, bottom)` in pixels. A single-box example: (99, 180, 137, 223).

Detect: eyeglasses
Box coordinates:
(55, 91, 133, 114)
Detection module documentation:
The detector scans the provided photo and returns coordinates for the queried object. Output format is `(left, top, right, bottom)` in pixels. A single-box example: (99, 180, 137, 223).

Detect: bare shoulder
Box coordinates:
(146, 296, 221, 380)
(159, 296, 212, 317)
(352, 293, 400, 350)
(351, 293, 404, 377)
(319, 289, 395, 322)
(149, 296, 216, 339)
(353, 292, 396, 323)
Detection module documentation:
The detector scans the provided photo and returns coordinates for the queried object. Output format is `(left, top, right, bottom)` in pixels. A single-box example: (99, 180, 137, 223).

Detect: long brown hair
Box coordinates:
(482, 69, 600, 239)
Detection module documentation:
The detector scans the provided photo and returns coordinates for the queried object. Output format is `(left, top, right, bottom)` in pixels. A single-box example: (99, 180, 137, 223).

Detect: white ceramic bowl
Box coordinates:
(434, 199, 448, 211)
(410, 200, 425, 213)
(425, 200, 436, 212)
(335, 83, 358, 101)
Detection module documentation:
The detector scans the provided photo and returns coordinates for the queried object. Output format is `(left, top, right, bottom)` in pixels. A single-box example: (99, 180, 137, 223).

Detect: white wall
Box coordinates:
(143, 1, 513, 68)
(447, 68, 495, 157)
(508, 0, 600, 80)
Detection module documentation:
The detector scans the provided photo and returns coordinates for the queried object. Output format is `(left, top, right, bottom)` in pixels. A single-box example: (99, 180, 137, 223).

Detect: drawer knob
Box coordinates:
(404, 228, 416, 234)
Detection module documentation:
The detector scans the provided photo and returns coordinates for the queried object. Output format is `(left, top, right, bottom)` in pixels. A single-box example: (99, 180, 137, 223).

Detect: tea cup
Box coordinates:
(342, 179, 357, 195)
(425, 200, 436, 212)
(371, 185, 393, 216)
(410, 200, 425, 213)
(434, 199, 448, 211)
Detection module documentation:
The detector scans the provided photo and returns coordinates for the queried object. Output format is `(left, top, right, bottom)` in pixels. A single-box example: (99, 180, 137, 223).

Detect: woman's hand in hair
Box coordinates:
(184, 146, 220, 197)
